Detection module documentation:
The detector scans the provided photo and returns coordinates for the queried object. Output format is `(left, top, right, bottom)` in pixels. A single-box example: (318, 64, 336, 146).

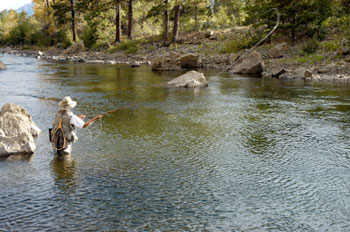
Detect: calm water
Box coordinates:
(1, 54, 350, 231)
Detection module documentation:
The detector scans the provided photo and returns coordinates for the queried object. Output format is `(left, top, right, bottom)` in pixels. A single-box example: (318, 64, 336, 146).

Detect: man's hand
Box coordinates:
(79, 115, 86, 119)
(94, 115, 103, 120)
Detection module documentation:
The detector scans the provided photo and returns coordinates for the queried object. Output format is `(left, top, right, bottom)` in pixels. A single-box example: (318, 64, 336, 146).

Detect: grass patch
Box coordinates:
(219, 38, 249, 53)
(294, 54, 326, 64)
(280, 54, 326, 64)
(108, 40, 140, 54)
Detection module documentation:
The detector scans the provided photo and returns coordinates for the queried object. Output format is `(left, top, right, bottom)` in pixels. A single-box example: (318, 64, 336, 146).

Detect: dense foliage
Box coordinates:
(0, 0, 349, 50)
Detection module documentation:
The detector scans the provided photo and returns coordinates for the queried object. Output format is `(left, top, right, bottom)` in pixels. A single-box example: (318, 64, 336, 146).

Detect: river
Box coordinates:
(1, 54, 350, 231)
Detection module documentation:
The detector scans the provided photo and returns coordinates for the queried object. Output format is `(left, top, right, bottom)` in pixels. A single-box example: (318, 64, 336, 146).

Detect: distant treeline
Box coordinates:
(0, 0, 349, 49)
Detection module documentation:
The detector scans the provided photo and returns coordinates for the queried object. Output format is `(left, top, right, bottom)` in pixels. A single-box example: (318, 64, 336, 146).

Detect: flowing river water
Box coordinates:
(1, 54, 350, 231)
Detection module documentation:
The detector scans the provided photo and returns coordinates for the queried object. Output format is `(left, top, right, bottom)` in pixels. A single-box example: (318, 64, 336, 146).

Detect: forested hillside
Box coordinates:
(0, 0, 349, 58)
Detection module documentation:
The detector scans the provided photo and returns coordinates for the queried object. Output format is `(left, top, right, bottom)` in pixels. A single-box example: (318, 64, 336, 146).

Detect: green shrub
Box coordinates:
(56, 29, 71, 48)
(7, 21, 30, 45)
(246, 33, 263, 48)
(81, 25, 98, 49)
(321, 40, 340, 52)
(300, 39, 320, 54)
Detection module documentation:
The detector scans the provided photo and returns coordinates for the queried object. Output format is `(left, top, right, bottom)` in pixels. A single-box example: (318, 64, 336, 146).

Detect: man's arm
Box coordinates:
(83, 115, 103, 128)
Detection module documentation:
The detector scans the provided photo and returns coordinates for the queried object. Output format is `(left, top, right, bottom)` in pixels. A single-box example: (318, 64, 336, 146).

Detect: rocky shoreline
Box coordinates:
(1, 44, 350, 83)
(0, 47, 151, 66)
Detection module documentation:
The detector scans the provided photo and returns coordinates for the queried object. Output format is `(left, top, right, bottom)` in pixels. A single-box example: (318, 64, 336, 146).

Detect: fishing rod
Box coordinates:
(99, 102, 138, 116)
(215, 8, 280, 76)
(86, 102, 139, 141)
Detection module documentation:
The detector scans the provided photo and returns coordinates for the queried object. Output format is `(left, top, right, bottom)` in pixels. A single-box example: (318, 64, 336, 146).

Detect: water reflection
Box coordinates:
(51, 155, 77, 190)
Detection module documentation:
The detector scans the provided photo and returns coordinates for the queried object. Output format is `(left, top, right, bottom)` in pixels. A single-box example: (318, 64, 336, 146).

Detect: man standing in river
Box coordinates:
(50, 96, 103, 155)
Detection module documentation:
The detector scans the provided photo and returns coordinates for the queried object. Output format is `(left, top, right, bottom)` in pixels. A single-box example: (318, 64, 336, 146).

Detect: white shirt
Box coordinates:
(70, 115, 85, 129)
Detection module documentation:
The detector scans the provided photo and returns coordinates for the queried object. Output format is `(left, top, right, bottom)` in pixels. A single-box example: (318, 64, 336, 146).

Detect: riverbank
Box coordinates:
(1, 29, 350, 82)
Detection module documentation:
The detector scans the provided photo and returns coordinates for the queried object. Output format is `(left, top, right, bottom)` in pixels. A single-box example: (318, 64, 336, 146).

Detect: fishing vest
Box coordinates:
(52, 110, 78, 144)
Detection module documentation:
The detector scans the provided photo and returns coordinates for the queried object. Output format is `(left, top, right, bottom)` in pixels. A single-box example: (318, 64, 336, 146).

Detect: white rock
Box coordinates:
(167, 70, 208, 88)
(0, 103, 41, 156)
(0, 60, 6, 70)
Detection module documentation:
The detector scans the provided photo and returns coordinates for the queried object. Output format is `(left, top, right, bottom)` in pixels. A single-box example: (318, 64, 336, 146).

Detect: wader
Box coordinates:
(50, 110, 78, 155)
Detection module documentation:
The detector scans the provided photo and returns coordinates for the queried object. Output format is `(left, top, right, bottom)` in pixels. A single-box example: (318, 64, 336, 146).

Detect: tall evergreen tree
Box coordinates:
(127, 0, 133, 39)
(172, 3, 181, 43)
(163, 0, 169, 45)
(245, 0, 332, 44)
(115, 0, 122, 43)
(52, 0, 78, 43)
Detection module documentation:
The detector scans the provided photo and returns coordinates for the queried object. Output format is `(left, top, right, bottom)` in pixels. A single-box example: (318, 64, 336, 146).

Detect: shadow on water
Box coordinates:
(0, 153, 34, 162)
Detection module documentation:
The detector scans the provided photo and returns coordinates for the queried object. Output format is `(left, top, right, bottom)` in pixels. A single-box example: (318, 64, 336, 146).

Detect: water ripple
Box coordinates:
(1, 55, 350, 231)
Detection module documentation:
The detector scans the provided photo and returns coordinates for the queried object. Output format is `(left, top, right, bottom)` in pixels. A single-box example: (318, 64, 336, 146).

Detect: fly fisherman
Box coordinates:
(50, 96, 103, 155)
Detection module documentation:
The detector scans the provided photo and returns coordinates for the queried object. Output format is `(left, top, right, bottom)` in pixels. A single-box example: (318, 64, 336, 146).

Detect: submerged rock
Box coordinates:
(167, 70, 208, 88)
(178, 53, 201, 68)
(0, 103, 41, 157)
(262, 68, 286, 78)
(0, 60, 7, 70)
(152, 52, 182, 71)
(130, 61, 141, 67)
(231, 51, 265, 75)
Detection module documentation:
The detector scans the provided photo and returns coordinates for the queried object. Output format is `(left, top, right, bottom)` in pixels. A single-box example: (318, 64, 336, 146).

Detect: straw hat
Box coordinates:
(58, 96, 77, 109)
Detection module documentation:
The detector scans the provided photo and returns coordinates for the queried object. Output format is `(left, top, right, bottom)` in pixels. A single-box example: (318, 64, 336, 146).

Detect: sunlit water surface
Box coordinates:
(1, 54, 350, 231)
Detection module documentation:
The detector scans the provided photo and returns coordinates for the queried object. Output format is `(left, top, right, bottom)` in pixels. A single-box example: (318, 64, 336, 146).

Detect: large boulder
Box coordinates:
(231, 51, 265, 75)
(152, 52, 182, 71)
(167, 70, 208, 88)
(0, 103, 41, 157)
(178, 53, 201, 68)
(152, 52, 201, 71)
(227, 53, 240, 65)
(337, 47, 350, 56)
(269, 43, 289, 58)
(0, 60, 7, 70)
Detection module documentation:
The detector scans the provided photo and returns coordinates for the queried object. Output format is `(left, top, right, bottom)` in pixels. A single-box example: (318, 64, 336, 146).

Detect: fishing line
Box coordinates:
(86, 117, 103, 141)
(215, 8, 280, 76)
(87, 126, 93, 142)
(84, 102, 139, 141)
(99, 117, 103, 135)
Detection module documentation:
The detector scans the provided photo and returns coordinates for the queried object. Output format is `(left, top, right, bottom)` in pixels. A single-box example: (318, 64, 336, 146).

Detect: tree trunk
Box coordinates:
(46, 0, 50, 8)
(163, 0, 169, 45)
(115, 0, 122, 43)
(234, 10, 241, 26)
(291, 14, 296, 45)
(70, 0, 77, 42)
(194, 1, 198, 26)
(127, 0, 133, 39)
(172, 4, 180, 43)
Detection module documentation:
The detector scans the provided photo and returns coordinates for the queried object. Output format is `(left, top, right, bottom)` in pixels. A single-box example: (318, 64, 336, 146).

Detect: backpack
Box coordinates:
(50, 118, 67, 151)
